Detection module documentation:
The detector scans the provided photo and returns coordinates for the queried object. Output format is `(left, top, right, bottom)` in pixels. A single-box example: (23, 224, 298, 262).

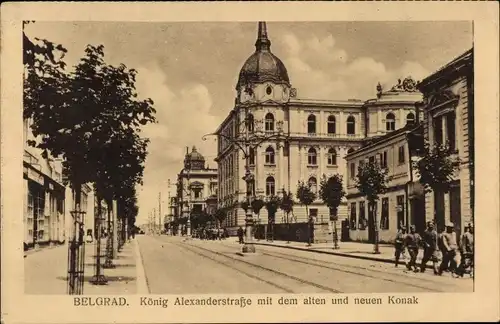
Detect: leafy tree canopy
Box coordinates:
(413, 142, 460, 193)
(296, 180, 316, 206)
(319, 174, 345, 217)
(251, 198, 265, 215)
(279, 189, 294, 215)
(355, 161, 388, 203)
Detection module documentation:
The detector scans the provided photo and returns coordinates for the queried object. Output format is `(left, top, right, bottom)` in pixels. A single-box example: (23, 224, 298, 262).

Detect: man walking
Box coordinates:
(237, 226, 244, 244)
(404, 225, 421, 272)
(420, 221, 439, 274)
(394, 226, 407, 267)
(438, 222, 460, 275)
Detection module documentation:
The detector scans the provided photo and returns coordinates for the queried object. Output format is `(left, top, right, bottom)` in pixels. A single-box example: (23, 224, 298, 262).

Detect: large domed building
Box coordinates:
(215, 22, 423, 242)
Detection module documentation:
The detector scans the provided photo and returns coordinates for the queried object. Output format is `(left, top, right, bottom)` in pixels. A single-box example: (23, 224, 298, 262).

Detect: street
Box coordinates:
(137, 235, 473, 294)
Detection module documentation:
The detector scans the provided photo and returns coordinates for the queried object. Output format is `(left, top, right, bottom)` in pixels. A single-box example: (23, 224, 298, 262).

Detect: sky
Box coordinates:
(25, 21, 473, 225)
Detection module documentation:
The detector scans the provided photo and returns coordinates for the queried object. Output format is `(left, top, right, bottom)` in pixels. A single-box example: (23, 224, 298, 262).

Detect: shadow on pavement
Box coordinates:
(56, 275, 137, 282)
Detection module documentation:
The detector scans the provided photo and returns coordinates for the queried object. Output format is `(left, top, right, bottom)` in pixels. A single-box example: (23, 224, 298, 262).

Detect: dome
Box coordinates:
(236, 22, 290, 90)
(184, 146, 205, 170)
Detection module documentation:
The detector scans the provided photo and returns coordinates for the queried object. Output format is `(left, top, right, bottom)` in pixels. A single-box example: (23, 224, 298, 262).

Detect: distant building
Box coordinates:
(215, 21, 422, 237)
(176, 147, 218, 232)
(417, 48, 474, 237)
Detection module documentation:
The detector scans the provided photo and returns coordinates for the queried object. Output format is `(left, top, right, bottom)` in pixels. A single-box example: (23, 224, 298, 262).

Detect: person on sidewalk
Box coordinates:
(457, 223, 474, 277)
(420, 222, 439, 274)
(438, 222, 460, 276)
(404, 225, 421, 272)
(394, 226, 407, 267)
(237, 226, 244, 244)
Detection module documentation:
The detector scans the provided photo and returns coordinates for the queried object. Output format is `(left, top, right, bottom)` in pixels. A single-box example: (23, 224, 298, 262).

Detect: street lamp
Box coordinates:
(203, 105, 287, 253)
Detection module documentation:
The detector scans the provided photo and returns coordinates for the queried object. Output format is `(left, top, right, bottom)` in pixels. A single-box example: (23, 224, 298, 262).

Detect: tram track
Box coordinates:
(167, 239, 344, 294)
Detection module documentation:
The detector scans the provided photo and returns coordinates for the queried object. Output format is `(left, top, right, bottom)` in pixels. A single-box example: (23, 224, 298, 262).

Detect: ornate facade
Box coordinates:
(176, 147, 218, 231)
(216, 22, 422, 236)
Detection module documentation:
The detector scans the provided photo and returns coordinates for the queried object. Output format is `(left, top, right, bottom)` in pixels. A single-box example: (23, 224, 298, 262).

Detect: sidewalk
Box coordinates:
(24, 238, 143, 295)
(251, 239, 434, 268)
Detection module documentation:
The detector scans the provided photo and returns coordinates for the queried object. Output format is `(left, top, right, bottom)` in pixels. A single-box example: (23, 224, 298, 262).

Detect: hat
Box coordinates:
(446, 222, 454, 228)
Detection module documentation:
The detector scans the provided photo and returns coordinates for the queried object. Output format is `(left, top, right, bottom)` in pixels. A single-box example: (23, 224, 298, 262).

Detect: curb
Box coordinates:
(134, 239, 150, 294)
(253, 242, 434, 269)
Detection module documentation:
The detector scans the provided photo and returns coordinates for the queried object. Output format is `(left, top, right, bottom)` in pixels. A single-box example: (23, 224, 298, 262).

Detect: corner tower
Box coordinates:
(236, 22, 292, 104)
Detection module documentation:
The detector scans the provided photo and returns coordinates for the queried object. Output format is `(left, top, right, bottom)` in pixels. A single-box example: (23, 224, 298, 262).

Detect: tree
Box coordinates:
(265, 195, 280, 241)
(355, 161, 388, 254)
(296, 181, 316, 246)
(279, 189, 294, 243)
(214, 208, 227, 229)
(251, 198, 265, 224)
(319, 174, 345, 249)
(414, 141, 460, 194)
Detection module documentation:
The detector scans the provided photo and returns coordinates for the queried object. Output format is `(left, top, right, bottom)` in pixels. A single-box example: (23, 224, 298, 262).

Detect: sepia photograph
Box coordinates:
(1, 2, 499, 323)
(22, 20, 474, 295)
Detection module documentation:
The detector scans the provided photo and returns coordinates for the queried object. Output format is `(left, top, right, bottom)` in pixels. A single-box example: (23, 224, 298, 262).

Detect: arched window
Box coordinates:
(386, 113, 396, 131)
(249, 147, 255, 165)
(247, 114, 254, 132)
(327, 115, 336, 135)
(307, 114, 316, 134)
(266, 176, 275, 196)
(265, 113, 274, 132)
(327, 148, 337, 165)
(308, 177, 317, 194)
(265, 146, 275, 165)
(406, 112, 415, 125)
(308, 147, 317, 165)
(347, 116, 356, 135)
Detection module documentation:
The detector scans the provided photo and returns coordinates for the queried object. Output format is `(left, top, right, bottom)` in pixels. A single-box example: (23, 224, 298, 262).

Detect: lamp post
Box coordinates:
(203, 105, 287, 253)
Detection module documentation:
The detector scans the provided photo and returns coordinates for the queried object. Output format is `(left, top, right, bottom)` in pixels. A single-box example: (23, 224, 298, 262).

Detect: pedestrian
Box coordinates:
(86, 229, 94, 244)
(457, 223, 474, 277)
(404, 225, 421, 272)
(420, 221, 439, 274)
(237, 226, 244, 244)
(438, 222, 460, 276)
(394, 226, 407, 267)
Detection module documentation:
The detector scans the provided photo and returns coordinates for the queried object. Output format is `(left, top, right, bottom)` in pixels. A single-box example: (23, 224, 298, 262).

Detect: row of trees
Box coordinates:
(24, 22, 156, 291)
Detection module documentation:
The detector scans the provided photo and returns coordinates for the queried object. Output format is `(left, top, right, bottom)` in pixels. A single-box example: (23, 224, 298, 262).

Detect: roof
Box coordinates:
(236, 22, 290, 90)
(417, 48, 473, 91)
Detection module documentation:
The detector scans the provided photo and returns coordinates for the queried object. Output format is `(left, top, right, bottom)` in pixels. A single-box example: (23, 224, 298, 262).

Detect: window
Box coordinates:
(265, 146, 275, 165)
(307, 114, 316, 134)
(397, 195, 405, 228)
(308, 177, 317, 194)
(406, 113, 415, 125)
(386, 113, 396, 131)
(446, 111, 456, 151)
(247, 114, 254, 132)
(327, 148, 337, 165)
(347, 116, 355, 135)
(266, 86, 273, 95)
(307, 147, 317, 165)
(358, 201, 366, 230)
(379, 151, 388, 169)
(433, 117, 443, 145)
(350, 163, 355, 179)
(381, 197, 389, 230)
(249, 147, 255, 165)
(398, 146, 405, 164)
(266, 176, 275, 196)
(350, 202, 357, 229)
(194, 190, 202, 199)
(368, 156, 375, 164)
(327, 115, 336, 134)
(265, 113, 274, 132)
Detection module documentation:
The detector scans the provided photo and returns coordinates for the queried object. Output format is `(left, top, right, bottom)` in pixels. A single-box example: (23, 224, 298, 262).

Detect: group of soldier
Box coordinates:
(394, 221, 474, 277)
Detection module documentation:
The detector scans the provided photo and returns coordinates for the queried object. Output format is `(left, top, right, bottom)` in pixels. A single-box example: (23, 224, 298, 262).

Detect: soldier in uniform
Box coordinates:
(420, 221, 439, 274)
(404, 225, 421, 272)
(458, 223, 474, 276)
(438, 222, 460, 275)
(394, 226, 407, 267)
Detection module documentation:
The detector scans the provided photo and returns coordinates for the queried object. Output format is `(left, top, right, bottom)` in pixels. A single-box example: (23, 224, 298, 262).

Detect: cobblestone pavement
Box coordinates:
(137, 235, 473, 294)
